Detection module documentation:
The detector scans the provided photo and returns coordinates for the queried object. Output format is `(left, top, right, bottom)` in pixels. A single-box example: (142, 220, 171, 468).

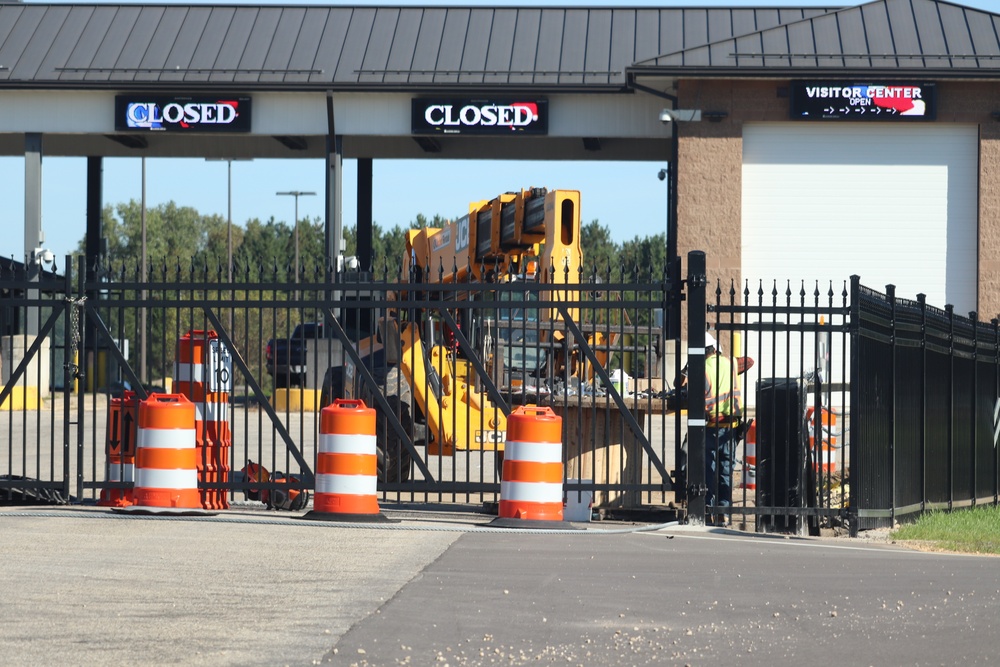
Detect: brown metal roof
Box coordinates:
(629, 0, 1000, 77)
(0, 4, 836, 91)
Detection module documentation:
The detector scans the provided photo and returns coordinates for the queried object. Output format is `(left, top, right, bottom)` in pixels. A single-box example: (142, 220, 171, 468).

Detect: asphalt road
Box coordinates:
(2, 506, 997, 667)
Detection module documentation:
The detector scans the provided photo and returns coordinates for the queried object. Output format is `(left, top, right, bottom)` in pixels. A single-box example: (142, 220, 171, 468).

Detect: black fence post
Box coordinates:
(970, 310, 979, 508)
(918, 294, 927, 513)
(887, 284, 896, 527)
(686, 251, 707, 524)
(994, 318, 1000, 506)
(848, 275, 861, 537)
(63, 256, 74, 502)
(946, 304, 955, 511)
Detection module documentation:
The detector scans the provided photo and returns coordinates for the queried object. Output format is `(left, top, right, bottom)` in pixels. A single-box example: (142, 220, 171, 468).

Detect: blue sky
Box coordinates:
(4, 0, 996, 261)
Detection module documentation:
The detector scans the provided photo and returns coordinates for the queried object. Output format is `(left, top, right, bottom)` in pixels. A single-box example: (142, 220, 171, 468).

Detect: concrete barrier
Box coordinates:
(271, 388, 320, 412)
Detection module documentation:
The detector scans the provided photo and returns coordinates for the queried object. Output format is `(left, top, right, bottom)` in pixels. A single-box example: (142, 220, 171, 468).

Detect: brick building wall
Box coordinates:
(675, 79, 1000, 320)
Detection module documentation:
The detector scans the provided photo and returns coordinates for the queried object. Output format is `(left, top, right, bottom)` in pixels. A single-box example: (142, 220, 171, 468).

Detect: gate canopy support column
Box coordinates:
(686, 250, 708, 524)
(85, 156, 103, 354)
(325, 134, 344, 274)
(357, 157, 373, 273)
(24, 133, 42, 337)
(86, 157, 103, 284)
(325, 93, 343, 276)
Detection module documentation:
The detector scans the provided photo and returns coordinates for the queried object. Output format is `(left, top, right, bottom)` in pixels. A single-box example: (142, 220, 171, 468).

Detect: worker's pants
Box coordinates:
(705, 427, 734, 510)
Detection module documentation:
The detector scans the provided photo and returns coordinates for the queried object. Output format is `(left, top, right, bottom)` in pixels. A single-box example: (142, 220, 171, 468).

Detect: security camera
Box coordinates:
(659, 109, 674, 123)
(33, 248, 54, 265)
(657, 169, 667, 181)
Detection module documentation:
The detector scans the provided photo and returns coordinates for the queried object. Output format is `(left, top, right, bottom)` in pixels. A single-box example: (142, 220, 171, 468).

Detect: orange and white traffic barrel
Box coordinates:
(807, 407, 839, 475)
(741, 420, 757, 492)
(174, 330, 232, 510)
(303, 399, 394, 523)
(98, 391, 138, 507)
(117, 393, 212, 516)
(492, 406, 577, 529)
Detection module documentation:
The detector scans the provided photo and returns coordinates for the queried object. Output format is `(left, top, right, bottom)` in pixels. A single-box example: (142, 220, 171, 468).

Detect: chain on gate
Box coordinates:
(65, 296, 86, 385)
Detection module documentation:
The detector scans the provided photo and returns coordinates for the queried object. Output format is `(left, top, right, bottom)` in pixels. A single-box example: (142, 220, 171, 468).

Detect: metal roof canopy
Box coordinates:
(1, 1, 996, 160)
(3, 0, 999, 274)
(0, 4, 842, 160)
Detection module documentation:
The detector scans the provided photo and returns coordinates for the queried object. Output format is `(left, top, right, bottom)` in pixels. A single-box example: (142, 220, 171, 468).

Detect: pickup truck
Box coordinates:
(265, 322, 332, 388)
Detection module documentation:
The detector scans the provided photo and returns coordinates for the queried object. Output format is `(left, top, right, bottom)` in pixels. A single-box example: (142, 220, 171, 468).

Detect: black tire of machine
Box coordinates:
(376, 395, 413, 483)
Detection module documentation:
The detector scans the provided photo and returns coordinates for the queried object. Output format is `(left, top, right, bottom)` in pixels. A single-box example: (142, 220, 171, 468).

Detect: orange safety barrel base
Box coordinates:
(301, 489, 397, 523)
(113, 485, 217, 516)
(113, 505, 217, 517)
(489, 516, 582, 531)
(301, 509, 398, 524)
(98, 489, 134, 508)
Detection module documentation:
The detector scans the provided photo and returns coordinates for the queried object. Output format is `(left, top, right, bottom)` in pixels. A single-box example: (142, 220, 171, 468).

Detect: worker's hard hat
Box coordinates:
(705, 333, 717, 350)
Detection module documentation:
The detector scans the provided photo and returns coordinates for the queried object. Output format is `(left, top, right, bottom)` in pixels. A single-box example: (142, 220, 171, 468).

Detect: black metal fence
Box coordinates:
(851, 280, 1000, 531)
(699, 254, 1000, 536)
(1, 254, 679, 515)
(5, 252, 997, 535)
(698, 252, 851, 534)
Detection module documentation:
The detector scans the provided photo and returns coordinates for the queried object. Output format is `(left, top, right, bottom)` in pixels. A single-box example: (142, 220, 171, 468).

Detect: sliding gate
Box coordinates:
(1, 256, 681, 513)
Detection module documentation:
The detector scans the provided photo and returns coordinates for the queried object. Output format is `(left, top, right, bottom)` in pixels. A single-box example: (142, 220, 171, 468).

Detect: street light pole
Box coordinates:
(207, 158, 251, 281)
(140, 156, 147, 385)
(276, 190, 316, 288)
(226, 160, 232, 283)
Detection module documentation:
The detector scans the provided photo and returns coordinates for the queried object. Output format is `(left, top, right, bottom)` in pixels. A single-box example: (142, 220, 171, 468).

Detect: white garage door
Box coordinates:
(739, 123, 977, 407)
(742, 122, 977, 313)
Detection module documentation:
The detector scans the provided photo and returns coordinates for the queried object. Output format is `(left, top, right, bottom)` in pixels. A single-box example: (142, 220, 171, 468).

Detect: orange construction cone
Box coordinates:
(302, 399, 395, 523)
(807, 407, 839, 475)
(98, 391, 138, 507)
(491, 406, 578, 529)
(115, 393, 214, 516)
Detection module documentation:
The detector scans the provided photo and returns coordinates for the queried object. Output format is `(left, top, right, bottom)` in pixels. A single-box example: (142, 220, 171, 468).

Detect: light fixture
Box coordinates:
(659, 108, 702, 123)
(703, 111, 729, 122)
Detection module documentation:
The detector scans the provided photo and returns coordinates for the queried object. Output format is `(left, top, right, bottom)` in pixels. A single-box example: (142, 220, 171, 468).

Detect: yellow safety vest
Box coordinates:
(705, 353, 741, 424)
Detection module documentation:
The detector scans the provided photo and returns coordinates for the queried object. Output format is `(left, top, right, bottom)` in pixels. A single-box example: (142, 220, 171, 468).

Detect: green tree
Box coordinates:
(238, 217, 287, 279)
(620, 233, 667, 281)
(579, 219, 618, 280)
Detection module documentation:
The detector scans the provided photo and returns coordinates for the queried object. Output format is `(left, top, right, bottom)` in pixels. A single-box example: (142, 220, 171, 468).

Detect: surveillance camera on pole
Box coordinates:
(32, 247, 54, 266)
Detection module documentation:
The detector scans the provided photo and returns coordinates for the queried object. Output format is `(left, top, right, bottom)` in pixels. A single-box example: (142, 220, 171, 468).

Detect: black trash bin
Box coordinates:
(756, 378, 807, 534)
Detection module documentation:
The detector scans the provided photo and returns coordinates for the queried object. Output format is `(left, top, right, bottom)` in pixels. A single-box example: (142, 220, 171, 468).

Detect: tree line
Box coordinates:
(86, 199, 668, 282)
(71, 200, 667, 389)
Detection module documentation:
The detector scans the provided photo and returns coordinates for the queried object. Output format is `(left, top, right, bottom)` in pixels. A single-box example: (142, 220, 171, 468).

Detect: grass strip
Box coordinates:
(891, 506, 1000, 555)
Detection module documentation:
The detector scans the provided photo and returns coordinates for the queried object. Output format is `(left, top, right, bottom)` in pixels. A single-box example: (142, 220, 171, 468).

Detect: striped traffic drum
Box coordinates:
(741, 420, 757, 492)
(98, 391, 137, 507)
(117, 393, 213, 516)
(491, 406, 578, 530)
(303, 399, 395, 523)
(174, 330, 232, 510)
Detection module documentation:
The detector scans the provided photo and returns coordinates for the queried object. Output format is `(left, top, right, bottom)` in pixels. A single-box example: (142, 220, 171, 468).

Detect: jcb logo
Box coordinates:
(475, 430, 505, 444)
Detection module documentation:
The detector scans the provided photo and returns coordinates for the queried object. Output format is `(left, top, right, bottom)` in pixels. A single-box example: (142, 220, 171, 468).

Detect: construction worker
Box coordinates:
(703, 332, 742, 525)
